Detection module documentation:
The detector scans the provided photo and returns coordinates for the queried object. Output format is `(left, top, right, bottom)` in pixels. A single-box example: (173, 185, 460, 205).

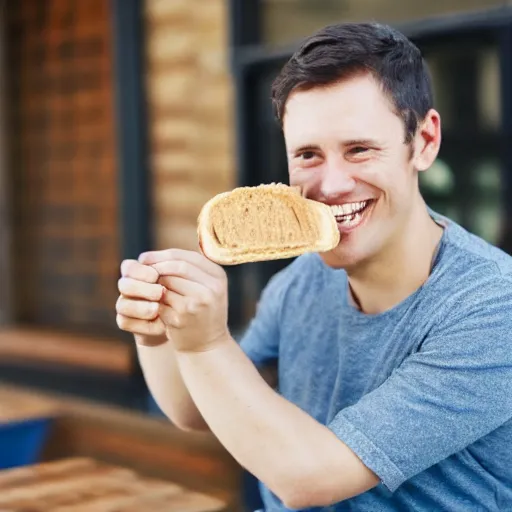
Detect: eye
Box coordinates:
(293, 149, 321, 168)
(300, 151, 317, 160)
(347, 146, 369, 155)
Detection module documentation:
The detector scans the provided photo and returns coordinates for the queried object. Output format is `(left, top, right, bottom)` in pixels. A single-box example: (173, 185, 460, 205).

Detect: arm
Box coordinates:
(135, 332, 277, 431)
(135, 335, 209, 431)
(139, 249, 379, 509)
(117, 258, 277, 432)
(116, 259, 207, 431)
(175, 335, 379, 509)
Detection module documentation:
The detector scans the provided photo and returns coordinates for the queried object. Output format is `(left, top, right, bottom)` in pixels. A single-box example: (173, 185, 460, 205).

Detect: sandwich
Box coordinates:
(197, 183, 340, 265)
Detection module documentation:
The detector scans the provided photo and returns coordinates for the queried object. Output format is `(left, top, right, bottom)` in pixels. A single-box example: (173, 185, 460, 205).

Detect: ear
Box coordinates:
(412, 109, 441, 172)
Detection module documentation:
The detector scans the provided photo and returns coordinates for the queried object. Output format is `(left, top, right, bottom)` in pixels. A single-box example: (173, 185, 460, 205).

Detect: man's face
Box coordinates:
(283, 73, 426, 270)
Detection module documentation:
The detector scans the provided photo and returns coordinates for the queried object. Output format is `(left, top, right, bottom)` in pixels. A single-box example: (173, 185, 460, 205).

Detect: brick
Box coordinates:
(145, 0, 235, 251)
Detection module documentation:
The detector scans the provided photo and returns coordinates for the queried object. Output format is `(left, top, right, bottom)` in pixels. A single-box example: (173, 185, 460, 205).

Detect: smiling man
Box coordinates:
(116, 23, 512, 511)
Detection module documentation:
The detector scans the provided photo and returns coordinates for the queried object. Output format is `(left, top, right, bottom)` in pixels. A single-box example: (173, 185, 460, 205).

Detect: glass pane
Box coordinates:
(263, 0, 507, 46)
(424, 40, 501, 132)
(417, 36, 505, 246)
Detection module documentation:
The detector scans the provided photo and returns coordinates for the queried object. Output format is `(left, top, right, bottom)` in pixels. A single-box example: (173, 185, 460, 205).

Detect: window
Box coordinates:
(418, 35, 505, 245)
(262, 0, 506, 46)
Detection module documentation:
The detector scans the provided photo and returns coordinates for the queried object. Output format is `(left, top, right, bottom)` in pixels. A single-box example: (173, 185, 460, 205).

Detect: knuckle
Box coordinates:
(144, 265, 160, 284)
(211, 282, 224, 296)
(116, 314, 128, 330)
(172, 314, 184, 329)
(117, 277, 131, 295)
(151, 262, 165, 276)
(115, 295, 126, 313)
(176, 261, 189, 277)
(158, 276, 172, 289)
(186, 299, 199, 314)
(162, 248, 176, 259)
(200, 289, 216, 306)
(173, 301, 187, 316)
(120, 259, 137, 277)
(145, 302, 159, 319)
(150, 284, 164, 301)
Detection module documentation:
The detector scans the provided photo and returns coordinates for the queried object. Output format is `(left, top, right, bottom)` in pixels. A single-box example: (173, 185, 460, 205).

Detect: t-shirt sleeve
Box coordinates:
(238, 265, 293, 368)
(328, 281, 512, 492)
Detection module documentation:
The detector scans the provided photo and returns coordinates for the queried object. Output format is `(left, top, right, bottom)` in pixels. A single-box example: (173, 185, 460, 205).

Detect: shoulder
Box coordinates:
(434, 210, 512, 277)
(429, 212, 512, 326)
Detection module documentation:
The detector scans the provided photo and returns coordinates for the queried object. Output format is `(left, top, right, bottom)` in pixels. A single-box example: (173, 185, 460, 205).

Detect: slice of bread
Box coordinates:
(197, 183, 340, 265)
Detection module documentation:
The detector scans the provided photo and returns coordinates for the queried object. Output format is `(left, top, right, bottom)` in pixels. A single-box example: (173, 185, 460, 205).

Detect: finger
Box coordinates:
(118, 277, 164, 301)
(161, 288, 215, 325)
(139, 248, 224, 278)
(120, 259, 159, 283)
(159, 301, 188, 330)
(116, 296, 159, 320)
(152, 260, 217, 287)
(116, 314, 165, 337)
(161, 288, 187, 308)
(158, 275, 206, 297)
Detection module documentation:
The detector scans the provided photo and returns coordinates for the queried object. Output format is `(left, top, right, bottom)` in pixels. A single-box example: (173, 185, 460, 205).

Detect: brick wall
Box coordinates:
(145, 0, 235, 251)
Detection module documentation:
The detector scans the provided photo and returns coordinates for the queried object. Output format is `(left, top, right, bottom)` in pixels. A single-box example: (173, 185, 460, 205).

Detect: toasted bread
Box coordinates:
(197, 183, 340, 265)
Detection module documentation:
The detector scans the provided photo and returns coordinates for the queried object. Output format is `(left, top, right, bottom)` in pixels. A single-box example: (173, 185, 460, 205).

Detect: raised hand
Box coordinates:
(115, 259, 166, 338)
(138, 249, 230, 353)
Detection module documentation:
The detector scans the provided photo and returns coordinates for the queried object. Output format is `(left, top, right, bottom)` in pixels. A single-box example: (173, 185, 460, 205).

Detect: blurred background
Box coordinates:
(0, 1, 511, 510)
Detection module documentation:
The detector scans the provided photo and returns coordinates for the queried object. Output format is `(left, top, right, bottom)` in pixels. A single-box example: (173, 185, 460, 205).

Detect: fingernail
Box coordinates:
(138, 253, 147, 263)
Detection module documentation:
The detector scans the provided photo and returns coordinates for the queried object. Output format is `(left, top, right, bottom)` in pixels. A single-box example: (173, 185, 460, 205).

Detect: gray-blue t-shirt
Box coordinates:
(239, 212, 512, 511)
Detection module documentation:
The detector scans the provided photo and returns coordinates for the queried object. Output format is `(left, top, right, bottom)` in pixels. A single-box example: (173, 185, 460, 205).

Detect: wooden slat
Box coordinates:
(0, 328, 132, 375)
(0, 386, 60, 423)
(0, 458, 226, 512)
(0, 466, 137, 505)
(52, 480, 183, 512)
(0, 458, 94, 488)
(0, 385, 243, 510)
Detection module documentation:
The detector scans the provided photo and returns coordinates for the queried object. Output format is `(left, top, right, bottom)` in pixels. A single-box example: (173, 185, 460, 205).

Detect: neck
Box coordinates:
(347, 200, 444, 315)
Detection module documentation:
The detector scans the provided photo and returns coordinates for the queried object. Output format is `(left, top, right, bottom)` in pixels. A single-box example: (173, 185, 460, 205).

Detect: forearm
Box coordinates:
(175, 336, 362, 508)
(135, 335, 208, 431)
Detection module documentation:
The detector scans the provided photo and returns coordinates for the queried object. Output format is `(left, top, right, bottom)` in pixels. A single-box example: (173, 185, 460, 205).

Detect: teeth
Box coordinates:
(330, 201, 368, 217)
(339, 212, 363, 227)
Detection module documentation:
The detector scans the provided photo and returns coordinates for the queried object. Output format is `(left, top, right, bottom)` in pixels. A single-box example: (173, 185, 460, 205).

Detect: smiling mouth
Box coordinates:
(330, 200, 374, 228)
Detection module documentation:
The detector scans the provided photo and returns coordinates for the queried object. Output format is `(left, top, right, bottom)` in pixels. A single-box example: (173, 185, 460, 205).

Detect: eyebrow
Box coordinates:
(290, 139, 380, 154)
(344, 138, 380, 147)
(290, 144, 320, 155)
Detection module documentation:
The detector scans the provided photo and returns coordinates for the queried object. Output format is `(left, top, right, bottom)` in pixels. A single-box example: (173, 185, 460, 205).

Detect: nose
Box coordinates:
(319, 159, 356, 200)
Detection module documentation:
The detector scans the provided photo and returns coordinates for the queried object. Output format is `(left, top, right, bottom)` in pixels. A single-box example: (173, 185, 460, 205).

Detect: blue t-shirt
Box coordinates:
(239, 212, 512, 511)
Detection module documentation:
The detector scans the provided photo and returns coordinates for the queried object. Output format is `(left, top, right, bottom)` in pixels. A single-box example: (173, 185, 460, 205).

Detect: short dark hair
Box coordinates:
(271, 22, 434, 143)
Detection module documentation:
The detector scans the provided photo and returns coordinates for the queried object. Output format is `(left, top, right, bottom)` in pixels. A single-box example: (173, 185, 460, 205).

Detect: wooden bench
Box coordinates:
(0, 385, 243, 510)
(0, 457, 227, 511)
(0, 386, 60, 423)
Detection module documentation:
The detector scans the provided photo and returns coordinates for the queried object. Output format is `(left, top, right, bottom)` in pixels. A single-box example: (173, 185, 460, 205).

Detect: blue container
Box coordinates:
(147, 394, 166, 417)
(0, 417, 53, 470)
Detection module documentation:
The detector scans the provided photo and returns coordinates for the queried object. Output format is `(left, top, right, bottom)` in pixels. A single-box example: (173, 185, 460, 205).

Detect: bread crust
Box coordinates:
(197, 184, 340, 265)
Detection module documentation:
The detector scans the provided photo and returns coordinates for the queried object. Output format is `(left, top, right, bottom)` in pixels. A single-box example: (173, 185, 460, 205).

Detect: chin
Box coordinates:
(319, 246, 360, 270)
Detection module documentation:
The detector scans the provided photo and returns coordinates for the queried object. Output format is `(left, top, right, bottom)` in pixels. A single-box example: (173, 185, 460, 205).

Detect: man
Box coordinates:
(115, 22, 512, 511)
